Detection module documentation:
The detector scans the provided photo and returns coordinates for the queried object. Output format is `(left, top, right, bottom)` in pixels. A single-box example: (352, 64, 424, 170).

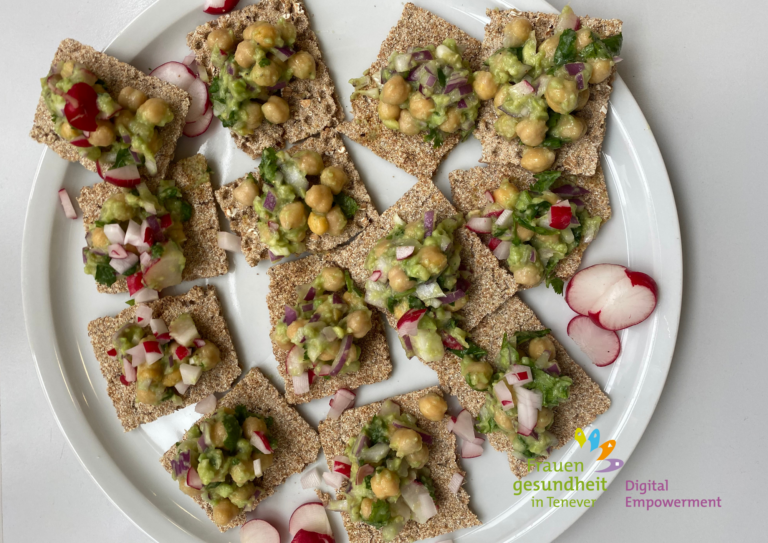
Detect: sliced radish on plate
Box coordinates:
(185, 77, 209, 123)
(449, 409, 476, 442)
(104, 164, 141, 188)
(588, 270, 658, 330)
(328, 388, 355, 420)
(567, 315, 621, 367)
(58, 188, 77, 219)
(183, 107, 213, 137)
(149, 61, 196, 91)
(461, 439, 483, 458)
(289, 502, 332, 536)
(240, 519, 280, 543)
(565, 263, 628, 316)
(204, 0, 240, 15)
(195, 393, 217, 414)
(291, 530, 335, 543)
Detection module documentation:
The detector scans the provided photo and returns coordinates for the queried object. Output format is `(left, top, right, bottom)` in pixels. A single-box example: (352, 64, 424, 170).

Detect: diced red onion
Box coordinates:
(272, 46, 295, 62)
(565, 63, 585, 76)
(575, 73, 585, 90)
(309, 313, 321, 323)
(457, 98, 467, 109)
(546, 363, 561, 375)
(304, 287, 316, 301)
(530, 250, 537, 263)
(193, 338, 206, 349)
(448, 472, 464, 494)
(268, 81, 287, 92)
(396, 246, 415, 260)
(284, 305, 298, 325)
(293, 372, 310, 395)
(437, 289, 465, 305)
(328, 388, 356, 420)
(411, 50, 433, 62)
(171, 450, 191, 477)
(352, 435, 370, 458)
(515, 386, 543, 411)
(552, 184, 590, 197)
(317, 364, 332, 376)
(424, 210, 435, 237)
(329, 335, 353, 376)
(263, 191, 277, 211)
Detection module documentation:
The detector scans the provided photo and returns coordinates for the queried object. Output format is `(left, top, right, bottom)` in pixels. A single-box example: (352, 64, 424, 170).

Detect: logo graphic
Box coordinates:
(574, 427, 624, 473)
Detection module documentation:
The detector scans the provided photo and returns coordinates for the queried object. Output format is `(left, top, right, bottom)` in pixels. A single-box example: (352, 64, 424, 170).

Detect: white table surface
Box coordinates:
(1, 0, 765, 541)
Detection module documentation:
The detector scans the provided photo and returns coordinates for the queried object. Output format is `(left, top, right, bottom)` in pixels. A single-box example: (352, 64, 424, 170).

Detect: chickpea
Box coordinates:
(378, 101, 401, 121)
(528, 336, 556, 360)
(445, 295, 468, 312)
(397, 109, 421, 136)
(536, 407, 555, 431)
(137, 98, 171, 126)
(513, 263, 543, 287)
(243, 416, 268, 439)
(381, 74, 410, 106)
(388, 266, 415, 293)
(278, 18, 297, 43)
(545, 78, 579, 114)
(86, 120, 115, 147)
(391, 428, 423, 458)
(234, 178, 259, 207)
(472, 71, 498, 101)
(248, 22, 279, 48)
(211, 420, 229, 448)
(286, 318, 308, 343)
(148, 130, 162, 154)
(212, 499, 240, 527)
(553, 115, 585, 141)
(575, 28, 593, 51)
(262, 95, 290, 124)
(194, 342, 221, 370)
(320, 166, 348, 195)
(360, 497, 374, 519)
(308, 212, 329, 235)
(136, 389, 158, 404)
(326, 206, 347, 235)
(348, 343, 361, 364)
(293, 150, 324, 175)
(321, 266, 345, 291)
(374, 239, 391, 258)
(589, 58, 613, 84)
(418, 245, 448, 275)
(494, 408, 516, 433)
(250, 60, 281, 87)
(516, 224, 535, 241)
(118, 86, 147, 112)
(494, 114, 518, 140)
(520, 147, 556, 173)
(493, 182, 520, 209)
(59, 121, 80, 141)
(347, 310, 372, 339)
(503, 18, 533, 48)
(178, 477, 202, 498)
(494, 84, 513, 109)
(540, 36, 559, 59)
(408, 92, 435, 121)
(114, 110, 134, 131)
(279, 201, 307, 230)
(305, 184, 333, 213)
(370, 469, 400, 499)
(206, 28, 235, 52)
(439, 107, 462, 133)
(287, 50, 316, 80)
(162, 368, 182, 387)
(405, 443, 430, 469)
(137, 362, 163, 382)
(319, 339, 341, 361)
(463, 361, 494, 390)
(515, 118, 548, 147)
(418, 392, 447, 421)
(91, 227, 110, 248)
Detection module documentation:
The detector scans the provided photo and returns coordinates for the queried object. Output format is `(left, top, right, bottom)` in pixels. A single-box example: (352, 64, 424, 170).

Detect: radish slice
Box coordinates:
(150, 318, 168, 336)
(250, 431, 273, 454)
(183, 107, 213, 137)
(58, 188, 77, 219)
(126, 344, 146, 367)
(448, 472, 464, 494)
(217, 231, 242, 252)
(293, 372, 310, 395)
(107, 348, 117, 357)
(565, 263, 628, 316)
(108, 244, 128, 259)
(300, 469, 322, 489)
(195, 393, 217, 414)
(396, 308, 427, 337)
(174, 345, 190, 361)
(567, 315, 621, 366)
(289, 502, 332, 536)
(450, 410, 476, 442)
(122, 358, 136, 383)
(515, 386, 542, 410)
(588, 270, 658, 331)
(505, 365, 533, 386)
(328, 388, 356, 420)
(143, 341, 163, 365)
(109, 252, 138, 275)
(465, 217, 492, 234)
(124, 220, 143, 247)
(180, 363, 202, 385)
(332, 456, 352, 478)
(484, 190, 494, 203)
(182, 53, 198, 74)
(493, 380, 514, 410)
(186, 467, 203, 490)
(291, 530, 335, 543)
(369, 270, 382, 282)
(461, 439, 483, 458)
(203, 0, 240, 15)
(135, 304, 153, 326)
(241, 519, 280, 543)
(516, 400, 539, 436)
(104, 223, 125, 244)
(134, 288, 159, 304)
(322, 471, 346, 489)
(104, 164, 141, 188)
(185, 77, 209, 123)
(149, 61, 196, 91)
(396, 245, 415, 260)
(175, 382, 190, 395)
(548, 200, 572, 230)
(492, 240, 511, 260)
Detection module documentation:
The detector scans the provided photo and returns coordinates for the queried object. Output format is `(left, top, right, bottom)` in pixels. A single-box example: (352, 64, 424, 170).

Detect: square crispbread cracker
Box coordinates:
(77, 154, 228, 294)
(215, 129, 378, 266)
(324, 178, 517, 333)
(266, 255, 392, 404)
(87, 286, 241, 432)
(316, 387, 480, 543)
(449, 162, 611, 284)
(336, 3, 482, 179)
(428, 296, 610, 479)
(30, 39, 189, 180)
(161, 368, 321, 532)
(474, 9, 623, 176)
(186, 0, 342, 158)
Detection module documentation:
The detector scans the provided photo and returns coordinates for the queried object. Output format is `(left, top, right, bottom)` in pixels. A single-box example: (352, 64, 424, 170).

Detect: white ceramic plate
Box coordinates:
(22, 1, 682, 542)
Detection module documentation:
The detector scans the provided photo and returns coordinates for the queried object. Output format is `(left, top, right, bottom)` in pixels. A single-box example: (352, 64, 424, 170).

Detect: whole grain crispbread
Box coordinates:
(77, 154, 228, 294)
(160, 367, 321, 532)
(449, 162, 611, 285)
(324, 178, 517, 332)
(186, 0, 342, 158)
(429, 296, 610, 478)
(215, 129, 378, 266)
(337, 3, 483, 179)
(317, 387, 480, 543)
(30, 39, 189, 179)
(87, 286, 241, 432)
(266, 255, 392, 404)
(474, 9, 623, 176)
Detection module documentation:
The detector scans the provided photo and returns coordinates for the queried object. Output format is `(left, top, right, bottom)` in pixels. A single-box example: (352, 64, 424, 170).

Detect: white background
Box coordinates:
(1, 0, 765, 542)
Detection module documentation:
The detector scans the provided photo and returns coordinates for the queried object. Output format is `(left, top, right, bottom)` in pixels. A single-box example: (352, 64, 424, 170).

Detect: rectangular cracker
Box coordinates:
(77, 154, 229, 294)
(161, 367, 321, 532)
(187, 0, 343, 158)
(325, 178, 517, 332)
(215, 128, 378, 266)
(30, 39, 189, 180)
(427, 295, 610, 478)
(336, 3, 482, 179)
(87, 285, 242, 432)
(449, 162, 611, 284)
(317, 387, 480, 543)
(266, 255, 392, 404)
(474, 9, 623, 176)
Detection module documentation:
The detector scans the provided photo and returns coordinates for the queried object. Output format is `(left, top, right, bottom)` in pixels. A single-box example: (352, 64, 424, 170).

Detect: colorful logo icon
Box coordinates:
(575, 427, 624, 473)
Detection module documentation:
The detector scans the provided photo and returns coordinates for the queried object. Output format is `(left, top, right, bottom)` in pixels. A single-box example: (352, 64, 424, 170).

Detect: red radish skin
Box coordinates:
(204, 0, 240, 15)
(567, 315, 621, 367)
(104, 164, 141, 188)
(64, 82, 99, 131)
(291, 530, 335, 543)
(240, 519, 280, 543)
(183, 107, 213, 137)
(565, 263, 627, 316)
(185, 77, 209, 123)
(548, 201, 572, 229)
(149, 61, 196, 91)
(289, 503, 332, 536)
(588, 270, 658, 331)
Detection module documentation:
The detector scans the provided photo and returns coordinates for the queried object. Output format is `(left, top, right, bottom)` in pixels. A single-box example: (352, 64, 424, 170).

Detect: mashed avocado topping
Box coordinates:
(334, 400, 437, 541)
(83, 181, 191, 293)
(41, 61, 173, 175)
(170, 405, 276, 527)
(270, 266, 373, 385)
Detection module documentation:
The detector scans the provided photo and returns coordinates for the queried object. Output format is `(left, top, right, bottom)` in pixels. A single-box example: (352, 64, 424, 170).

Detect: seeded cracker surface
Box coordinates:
(87, 286, 241, 432)
(77, 154, 228, 294)
(215, 129, 378, 266)
(449, 162, 611, 284)
(30, 39, 189, 180)
(317, 387, 480, 543)
(161, 368, 320, 532)
(325, 178, 517, 333)
(187, 0, 342, 158)
(474, 9, 623, 176)
(337, 3, 482, 179)
(432, 296, 610, 478)
(266, 255, 392, 404)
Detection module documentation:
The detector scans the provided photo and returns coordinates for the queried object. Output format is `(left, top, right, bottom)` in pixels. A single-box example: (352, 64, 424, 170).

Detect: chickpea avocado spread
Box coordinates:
(476, 5, 622, 173)
(170, 405, 276, 527)
(465, 170, 601, 292)
(206, 17, 315, 134)
(112, 311, 221, 406)
(350, 39, 482, 147)
(271, 266, 374, 394)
